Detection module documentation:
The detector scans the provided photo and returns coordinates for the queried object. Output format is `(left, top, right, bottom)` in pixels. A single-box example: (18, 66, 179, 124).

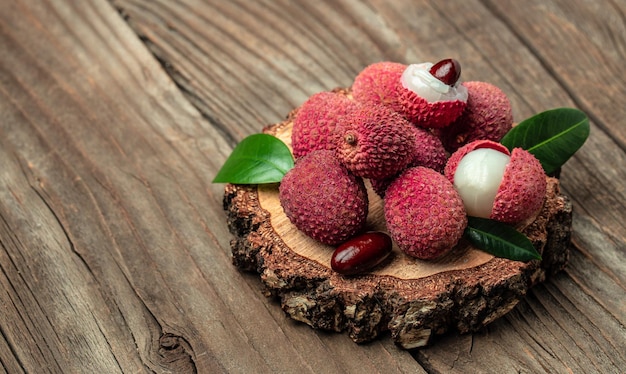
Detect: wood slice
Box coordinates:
(223, 100, 572, 350)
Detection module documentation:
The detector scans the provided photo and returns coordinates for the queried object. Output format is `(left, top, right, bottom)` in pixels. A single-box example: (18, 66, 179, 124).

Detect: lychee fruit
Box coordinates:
(441, 81, 513, 152)
(336, 103, 416, 180)
(279, 150, 368, 245)
(410, 126, 448, 173)
(291, 91, 357, 159)
(351, 61, 407, 113)
(444, 139, 510, 178)
(369, 126, 447, 198)
(445, 140, 547, 224)
(384, 166, 468, 260)
(398, 60, 468, 129)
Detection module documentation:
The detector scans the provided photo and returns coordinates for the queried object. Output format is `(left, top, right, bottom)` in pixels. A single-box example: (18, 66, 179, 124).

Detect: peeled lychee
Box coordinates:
(445, 140, 547, 224)
(279, 150, 368, 245)
(291, 91, 357, 159)
(441, 81, 513, 152)
(384, 166, 467, 260)
(398, 62, 468, 128)
(351, 61, 407, 113)
(444, 140, 510, 182)
(336, 103, 416, 180)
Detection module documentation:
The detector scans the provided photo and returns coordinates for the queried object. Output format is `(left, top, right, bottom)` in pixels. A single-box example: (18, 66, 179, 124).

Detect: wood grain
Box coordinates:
(0, 0, 624, 372)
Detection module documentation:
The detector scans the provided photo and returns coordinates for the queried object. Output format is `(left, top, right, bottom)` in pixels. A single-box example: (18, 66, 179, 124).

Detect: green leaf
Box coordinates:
(500, 108, 589, 175)
(212, 134, 294, 184)
(464, 216, 541, 262)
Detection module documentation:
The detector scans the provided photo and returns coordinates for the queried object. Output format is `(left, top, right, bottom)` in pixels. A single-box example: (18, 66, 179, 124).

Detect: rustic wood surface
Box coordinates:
(0, 0, 624, 372)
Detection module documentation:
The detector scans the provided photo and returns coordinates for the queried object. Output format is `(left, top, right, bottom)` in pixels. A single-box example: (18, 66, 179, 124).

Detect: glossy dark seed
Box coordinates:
(331, 231, 393, 275)
(429, 58, 461, 86)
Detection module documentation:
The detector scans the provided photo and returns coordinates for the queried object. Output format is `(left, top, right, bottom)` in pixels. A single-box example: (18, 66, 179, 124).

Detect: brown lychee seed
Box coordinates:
(279, 150, 368, 245)
(336, 103, 416, 180)
(429, 58, 461, 86)
(384, 166, 467, 260)
(330, 231, 393, 275)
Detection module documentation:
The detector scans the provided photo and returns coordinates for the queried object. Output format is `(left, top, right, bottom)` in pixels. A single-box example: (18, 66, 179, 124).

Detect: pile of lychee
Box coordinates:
(279, 59, 547, 264)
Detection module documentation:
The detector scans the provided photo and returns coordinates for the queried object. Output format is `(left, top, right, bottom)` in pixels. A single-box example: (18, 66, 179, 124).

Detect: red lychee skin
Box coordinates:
(336, 103, 416, 180)
(444, 139, 511, 185)
(441, 81, 514, 152)
(384, 166, 467, 260)
(444, 140, 547, 224)
(369, 126, 447, 198)
(398, 89, 466, 129)
(410, 126, 448, 174)
(351, 61, 407, 113)
(491, 148, 547, 223)
(291, 91, 357, 159)
(279, 150, 368, 245)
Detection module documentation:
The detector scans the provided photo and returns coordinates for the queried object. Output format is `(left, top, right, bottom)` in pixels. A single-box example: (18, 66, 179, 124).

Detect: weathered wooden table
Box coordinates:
(1, 1, 624, 372)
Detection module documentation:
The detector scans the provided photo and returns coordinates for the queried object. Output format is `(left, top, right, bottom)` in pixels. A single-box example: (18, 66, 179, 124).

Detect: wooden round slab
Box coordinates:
(223, 108, 572, 350)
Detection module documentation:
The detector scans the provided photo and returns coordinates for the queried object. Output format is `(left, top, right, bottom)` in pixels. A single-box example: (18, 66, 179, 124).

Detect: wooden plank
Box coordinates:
(0, 0, 624, 372)
(374, 0, 626, 371)
(484, 0, 626, 147)
(0, 0, 422, 372)
(110, 0, 626, 371)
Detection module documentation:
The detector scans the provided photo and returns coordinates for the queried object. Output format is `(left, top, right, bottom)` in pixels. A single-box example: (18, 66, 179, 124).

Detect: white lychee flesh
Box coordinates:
(400, 63, 468, 103)
(453, 148, 511, 218)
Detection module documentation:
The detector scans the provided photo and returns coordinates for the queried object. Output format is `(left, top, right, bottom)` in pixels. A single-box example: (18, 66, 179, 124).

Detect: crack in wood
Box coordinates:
(158, 333, 197, 373)
(110, 2, 240, 150)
